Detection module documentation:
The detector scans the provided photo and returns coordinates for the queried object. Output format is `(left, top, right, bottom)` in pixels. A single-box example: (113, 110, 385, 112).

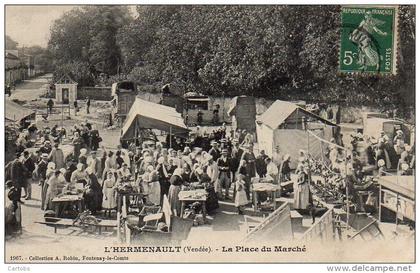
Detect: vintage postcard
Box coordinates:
(3, 3, 416, 266)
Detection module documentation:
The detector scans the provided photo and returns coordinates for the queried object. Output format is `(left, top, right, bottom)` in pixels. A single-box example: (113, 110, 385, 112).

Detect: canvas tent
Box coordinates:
(121, 98, 189, 141)
(256, 100, 337, 168)
(227, 96, 256, 132)
(5, 100, 35, 124)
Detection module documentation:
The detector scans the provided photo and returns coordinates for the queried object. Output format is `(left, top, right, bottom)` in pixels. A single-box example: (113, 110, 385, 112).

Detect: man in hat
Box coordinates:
(47, 98, 54, 114)
(209, 140, 220, 161)
(240, 144, 257, 200)
(10, 152, 26, 201)
(37, 153, 49, 186)
(87, 150, 102, 178)
(90, 129, 102, 151)
(39, 140, 52, 155)
(201, 131, 210, 151)
(22, 150, 35, 200)
(219, 138, 231, 153)
(256, 150, 268, 178)
(217, 148, 233, 199)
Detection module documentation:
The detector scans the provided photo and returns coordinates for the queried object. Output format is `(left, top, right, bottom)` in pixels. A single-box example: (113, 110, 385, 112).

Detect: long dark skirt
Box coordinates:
(168, 185, 181, 216)
(159, 179, 170, 204)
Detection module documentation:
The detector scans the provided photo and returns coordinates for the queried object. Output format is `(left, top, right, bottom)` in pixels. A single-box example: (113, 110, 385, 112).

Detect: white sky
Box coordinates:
(5, 5, 136, 48)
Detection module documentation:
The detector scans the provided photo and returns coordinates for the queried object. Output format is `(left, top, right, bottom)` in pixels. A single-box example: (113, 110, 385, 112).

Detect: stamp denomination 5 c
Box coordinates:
(340, 6, 398, 75)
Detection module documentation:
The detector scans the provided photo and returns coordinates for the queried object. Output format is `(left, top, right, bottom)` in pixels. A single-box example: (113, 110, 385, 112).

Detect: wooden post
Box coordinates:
(345, 149, 350, 231)
(61, 104, 64, 129)
(169, 126, 172, 149)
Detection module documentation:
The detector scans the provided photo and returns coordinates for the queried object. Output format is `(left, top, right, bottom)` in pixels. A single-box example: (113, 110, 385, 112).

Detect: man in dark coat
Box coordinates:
(208, 141, 220, 161)
(240, 145, 257, 200)
(86, 97, 91, 114)
(22, 150, 35, 200)
(10, 153, 25, 201)
(47, 99, 54, 114)
(255, 150, 268, 178)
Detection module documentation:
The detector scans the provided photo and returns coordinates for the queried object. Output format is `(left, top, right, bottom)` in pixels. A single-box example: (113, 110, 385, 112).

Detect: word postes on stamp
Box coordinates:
(340, 6, 398, 75)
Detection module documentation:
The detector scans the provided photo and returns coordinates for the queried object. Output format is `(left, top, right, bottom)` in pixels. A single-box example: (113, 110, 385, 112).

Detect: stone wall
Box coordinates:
(77, 86, 112, 101)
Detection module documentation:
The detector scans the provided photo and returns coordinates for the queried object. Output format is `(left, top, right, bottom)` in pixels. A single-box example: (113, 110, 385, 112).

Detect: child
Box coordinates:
(102, 171, 117, 218)
(234, 174, 248, 215)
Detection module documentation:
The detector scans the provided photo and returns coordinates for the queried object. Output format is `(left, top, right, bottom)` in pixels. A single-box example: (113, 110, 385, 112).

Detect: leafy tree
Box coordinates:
(5, 35, 18, 49)
(47, 4, 415, 117)
(49, 6, 130, 80)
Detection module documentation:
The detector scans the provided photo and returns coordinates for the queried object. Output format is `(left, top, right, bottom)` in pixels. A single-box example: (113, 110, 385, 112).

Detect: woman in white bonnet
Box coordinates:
(398, 163, 410, 176)
(102, 170, 117, 217)
(377, 159, 386, 177)
(41, 162, 56, 210)
(145, 165, 161, 205)
(70, 163, 88, 185)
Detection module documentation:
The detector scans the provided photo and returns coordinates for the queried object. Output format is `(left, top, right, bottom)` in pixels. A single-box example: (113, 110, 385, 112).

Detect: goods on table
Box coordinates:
(252, 183, 279, 192)
(178, 189, 207, 200)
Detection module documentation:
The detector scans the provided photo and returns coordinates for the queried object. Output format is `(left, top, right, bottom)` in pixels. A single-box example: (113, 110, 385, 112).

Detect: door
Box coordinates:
(62, 88, 69, 104)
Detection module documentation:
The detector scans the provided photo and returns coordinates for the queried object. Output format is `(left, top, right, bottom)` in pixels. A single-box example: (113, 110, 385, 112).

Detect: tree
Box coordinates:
(48, 6, 131, 81)
(5, 35, 18, 50)
(47, 4, 415, 117)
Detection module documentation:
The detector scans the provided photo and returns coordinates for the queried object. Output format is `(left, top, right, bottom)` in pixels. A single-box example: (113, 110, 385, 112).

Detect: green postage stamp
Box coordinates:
(340, 6, 398, 75)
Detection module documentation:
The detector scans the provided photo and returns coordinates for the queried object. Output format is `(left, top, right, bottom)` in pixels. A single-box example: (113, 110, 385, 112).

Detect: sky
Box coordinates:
(5, 5, 136, 48)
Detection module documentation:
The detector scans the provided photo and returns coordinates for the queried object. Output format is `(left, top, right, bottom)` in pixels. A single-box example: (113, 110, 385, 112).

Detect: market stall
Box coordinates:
(256, 100, 337, 168)
(6, 99, 35, 127)
(120, 97, 189, 146)
(378, 175, 415, 225)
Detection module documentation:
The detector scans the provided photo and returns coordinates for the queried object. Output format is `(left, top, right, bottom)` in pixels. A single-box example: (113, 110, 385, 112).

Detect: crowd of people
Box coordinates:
(6, 122, 296, 222)
(5, 114, 415, 235)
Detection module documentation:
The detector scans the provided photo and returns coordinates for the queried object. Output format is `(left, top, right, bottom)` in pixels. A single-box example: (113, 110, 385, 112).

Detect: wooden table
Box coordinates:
(178, 189, 208, 223)
(37, 217, 117, 234)
(251, 183, 280, 212)
(52, 194, 84, 217)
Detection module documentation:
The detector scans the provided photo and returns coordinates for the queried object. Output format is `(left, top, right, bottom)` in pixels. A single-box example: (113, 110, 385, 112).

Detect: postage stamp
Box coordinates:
(339, 6, 398, 75)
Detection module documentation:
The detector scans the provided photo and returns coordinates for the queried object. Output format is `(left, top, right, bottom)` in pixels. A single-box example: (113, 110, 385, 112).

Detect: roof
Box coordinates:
(55, 73, 77, 84)
(121, 98, 189, 140)
(5, 100, 35, 122)
(365, 117, 404, 125)
(257, 100, 336, 129)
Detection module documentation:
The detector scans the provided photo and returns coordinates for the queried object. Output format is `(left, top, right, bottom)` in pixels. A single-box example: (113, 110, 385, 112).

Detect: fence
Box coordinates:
(34, 104, 71, 126)
(300, 207, 335, 241)
(243, 202, 293, 243)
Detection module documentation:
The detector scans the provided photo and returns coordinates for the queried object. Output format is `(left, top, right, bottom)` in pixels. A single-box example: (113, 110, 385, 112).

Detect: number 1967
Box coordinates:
(10, 255, 23, 261)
